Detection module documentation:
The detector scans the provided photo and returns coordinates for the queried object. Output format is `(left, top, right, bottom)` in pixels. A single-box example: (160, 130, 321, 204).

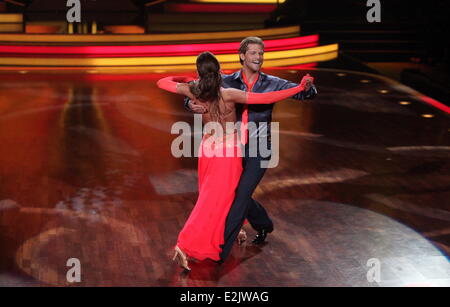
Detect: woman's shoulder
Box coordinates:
(220, 87, 240, 95)
(220, 87, 245, 104)
(220, 87, 234, 101)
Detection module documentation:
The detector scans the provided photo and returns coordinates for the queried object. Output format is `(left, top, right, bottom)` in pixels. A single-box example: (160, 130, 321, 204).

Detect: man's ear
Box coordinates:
(239, 53, 245, 62)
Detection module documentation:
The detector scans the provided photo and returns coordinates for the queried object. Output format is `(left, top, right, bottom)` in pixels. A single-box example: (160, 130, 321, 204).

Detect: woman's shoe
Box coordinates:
(173, 246, 191, 271)
(237, 229, 247, 245)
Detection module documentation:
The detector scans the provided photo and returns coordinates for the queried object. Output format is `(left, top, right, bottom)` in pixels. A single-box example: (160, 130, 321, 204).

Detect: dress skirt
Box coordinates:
(176, 132, 243, 261)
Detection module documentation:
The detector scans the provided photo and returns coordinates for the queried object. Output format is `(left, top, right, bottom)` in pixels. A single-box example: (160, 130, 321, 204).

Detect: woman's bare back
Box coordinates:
(194, 87, 239, 127)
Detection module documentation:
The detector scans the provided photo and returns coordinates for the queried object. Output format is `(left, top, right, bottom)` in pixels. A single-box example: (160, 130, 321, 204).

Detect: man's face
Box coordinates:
(240, 43, 264, 73)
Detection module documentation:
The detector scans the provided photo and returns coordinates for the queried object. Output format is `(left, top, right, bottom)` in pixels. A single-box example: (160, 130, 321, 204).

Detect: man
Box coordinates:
(185, 37, 317, 262)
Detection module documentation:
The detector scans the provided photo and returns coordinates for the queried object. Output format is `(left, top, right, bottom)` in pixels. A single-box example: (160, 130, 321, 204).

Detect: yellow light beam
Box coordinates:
(0, 13, 23, 23)
(0, 24, 23, 32)
(0, 44, 338, 67)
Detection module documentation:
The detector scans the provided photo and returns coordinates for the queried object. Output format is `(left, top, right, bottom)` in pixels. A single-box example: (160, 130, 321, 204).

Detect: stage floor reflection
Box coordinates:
(0, 68, 449, 286)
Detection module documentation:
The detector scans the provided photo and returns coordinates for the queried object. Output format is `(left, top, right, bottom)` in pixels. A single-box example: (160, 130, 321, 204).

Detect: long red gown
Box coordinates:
(177, 132, 242, 261)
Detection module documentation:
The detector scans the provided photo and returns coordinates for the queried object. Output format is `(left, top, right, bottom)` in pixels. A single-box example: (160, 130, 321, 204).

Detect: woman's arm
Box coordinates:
(273, 73, 317, 101)
(156, 76, 196, 99)
(223, 75, 313, 105)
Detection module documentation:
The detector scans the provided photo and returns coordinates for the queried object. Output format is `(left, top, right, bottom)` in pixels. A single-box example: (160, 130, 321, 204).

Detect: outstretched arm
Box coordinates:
(156, 76, 196, 99)
(223, 78, 310, 105)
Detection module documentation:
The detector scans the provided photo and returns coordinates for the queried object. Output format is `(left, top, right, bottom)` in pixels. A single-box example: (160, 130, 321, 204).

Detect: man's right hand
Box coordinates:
(300, 73, 314, 91)
(188, 100, 207, 114)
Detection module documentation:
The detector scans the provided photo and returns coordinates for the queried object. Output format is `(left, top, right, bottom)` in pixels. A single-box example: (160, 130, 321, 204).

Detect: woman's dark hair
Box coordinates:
(190, 51, 224, 124)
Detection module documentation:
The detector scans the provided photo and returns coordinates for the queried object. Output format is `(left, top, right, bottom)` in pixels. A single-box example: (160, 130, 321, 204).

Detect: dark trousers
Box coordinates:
(219, 146, 274, 261)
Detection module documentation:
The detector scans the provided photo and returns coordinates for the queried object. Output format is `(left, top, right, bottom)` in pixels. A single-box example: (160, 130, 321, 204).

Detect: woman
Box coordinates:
(157, 52, 313, 271)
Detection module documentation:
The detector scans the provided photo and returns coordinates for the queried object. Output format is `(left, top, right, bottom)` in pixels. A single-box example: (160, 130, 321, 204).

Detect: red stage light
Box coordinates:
(419, 95, 450, 114)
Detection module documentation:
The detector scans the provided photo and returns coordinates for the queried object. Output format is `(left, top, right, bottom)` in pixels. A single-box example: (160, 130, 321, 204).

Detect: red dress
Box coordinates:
(177, 132, 242, 261)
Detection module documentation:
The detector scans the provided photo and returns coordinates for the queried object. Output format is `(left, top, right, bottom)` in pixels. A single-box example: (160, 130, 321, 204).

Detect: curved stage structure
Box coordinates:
(0, 26, 338, 70)
(0, 25, 301, 44)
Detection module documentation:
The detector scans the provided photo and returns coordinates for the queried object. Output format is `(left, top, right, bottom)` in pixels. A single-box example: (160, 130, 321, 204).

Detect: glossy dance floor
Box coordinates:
(0, 68, 449, 286)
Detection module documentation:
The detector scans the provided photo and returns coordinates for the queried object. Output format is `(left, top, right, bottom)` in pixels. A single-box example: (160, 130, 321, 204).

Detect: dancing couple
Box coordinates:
(157, 37, 317, 271)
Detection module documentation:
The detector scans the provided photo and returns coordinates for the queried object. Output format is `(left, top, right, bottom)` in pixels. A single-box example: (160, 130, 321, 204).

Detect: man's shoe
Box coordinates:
(252, 229, 270, 245)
